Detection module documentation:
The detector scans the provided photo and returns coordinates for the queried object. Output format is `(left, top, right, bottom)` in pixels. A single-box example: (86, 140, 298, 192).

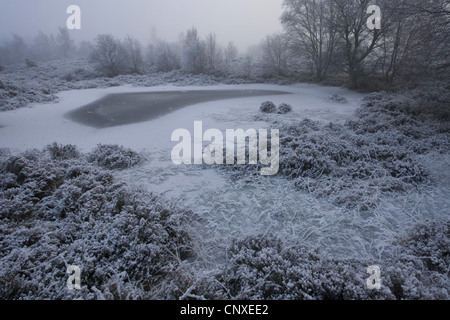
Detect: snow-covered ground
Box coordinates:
(0, 81, 448, 300)
(0, 83, 360, 151)
(0, 82, 368, 254)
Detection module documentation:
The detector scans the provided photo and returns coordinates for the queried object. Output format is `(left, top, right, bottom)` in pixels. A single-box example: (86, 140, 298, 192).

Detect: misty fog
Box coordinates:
(0, 0, 283, 52)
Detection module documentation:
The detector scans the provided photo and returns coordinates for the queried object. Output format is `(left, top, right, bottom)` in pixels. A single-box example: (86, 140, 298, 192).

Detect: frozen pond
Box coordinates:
(66, 90, 289, 128)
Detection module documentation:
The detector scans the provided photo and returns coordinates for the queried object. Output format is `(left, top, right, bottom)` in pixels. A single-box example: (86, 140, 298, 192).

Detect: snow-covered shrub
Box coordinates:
(185, 232, 448, 300)
(278, 103, 293, 114)
(0, 78, 57, 111)
(0, 146, 447, 300)
(0, 146, 194, 300)
(348, 88, 450, 153)
(396, 220, 449, 274)
(0, 149, 76, 221)
(87, 144, 142, 170)
(379, 220, 450, 300)
(62, 72, 74, 82)
(25, 59, 38, 68)
(45, 142, 80, 160)
(328, 94, 348, 104)
(266, 119, 427, 210)
(260, 101, 277, 114)
(173, 233, 374, 300)
(175, 231, 449, 300)
(223, 89, 448, 211)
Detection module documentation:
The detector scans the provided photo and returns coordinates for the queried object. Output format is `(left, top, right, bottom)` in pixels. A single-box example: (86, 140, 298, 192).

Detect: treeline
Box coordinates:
(0, 27, 264, 79)
(88, 29, 244, 77)
(0, 0, 448, 90)
(0, 27, 82, 66)
(278, 0, 450, 89)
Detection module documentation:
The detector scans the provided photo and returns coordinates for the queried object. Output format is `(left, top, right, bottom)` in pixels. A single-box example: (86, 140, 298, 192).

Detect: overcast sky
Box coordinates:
(0, 0, 284, 52)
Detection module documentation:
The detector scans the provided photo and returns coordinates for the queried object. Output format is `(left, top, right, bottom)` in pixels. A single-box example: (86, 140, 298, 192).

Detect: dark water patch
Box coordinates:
(66, 90, 290, 128)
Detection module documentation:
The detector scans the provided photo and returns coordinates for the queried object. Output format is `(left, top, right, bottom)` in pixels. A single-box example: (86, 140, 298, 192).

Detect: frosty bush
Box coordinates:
(173, 231, 449, 300)
(246, 118, 428, 210)
(348, 88, 450, 153)
(25, 59, 38, 68)
(45, 142, 80, 160)
(0, 146, 194, 300)
(328, 94, 348, 104)
(396, 220, 449, 274)
(278, 103, 293, 114)
(226, 88, 449, 211)
(87, 144, 142, 170)
(260, 101, 277, 114)
(0, 146, 447, 300)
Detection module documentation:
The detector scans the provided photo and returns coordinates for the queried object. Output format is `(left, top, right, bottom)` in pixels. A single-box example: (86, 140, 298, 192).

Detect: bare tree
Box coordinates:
(395, 0, 450, 79)
(205, 33, 223, 74)
(0, 34, 29, 65)
(90, 34, 128, 77)
(223, 42, 238, 74)
(332, 0, 384, 88)
(241, 55, 253, 79)
(371, 0, 449, 85)
(124, 35, 144, 74)
(77, 41, 93, 58)
(153, 40, 181, 72)
(32, 31, 56, 62)
(263, 33, 289, 76)
(281, 0, 339, 81)
(182, 27, 207, 74)
(56, 27, 74, 58)
(12, 34, 28, 64)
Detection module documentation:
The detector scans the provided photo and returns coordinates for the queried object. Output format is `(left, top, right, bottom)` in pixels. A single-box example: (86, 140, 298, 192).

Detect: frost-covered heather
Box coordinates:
(225, 87, 450, 212)
(0, 146, 194, 300)
(87, 144, 143, 170)
(0, 140, 448, 299)
(0, 60, 448, 300)
(185, 228, 449, 300)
